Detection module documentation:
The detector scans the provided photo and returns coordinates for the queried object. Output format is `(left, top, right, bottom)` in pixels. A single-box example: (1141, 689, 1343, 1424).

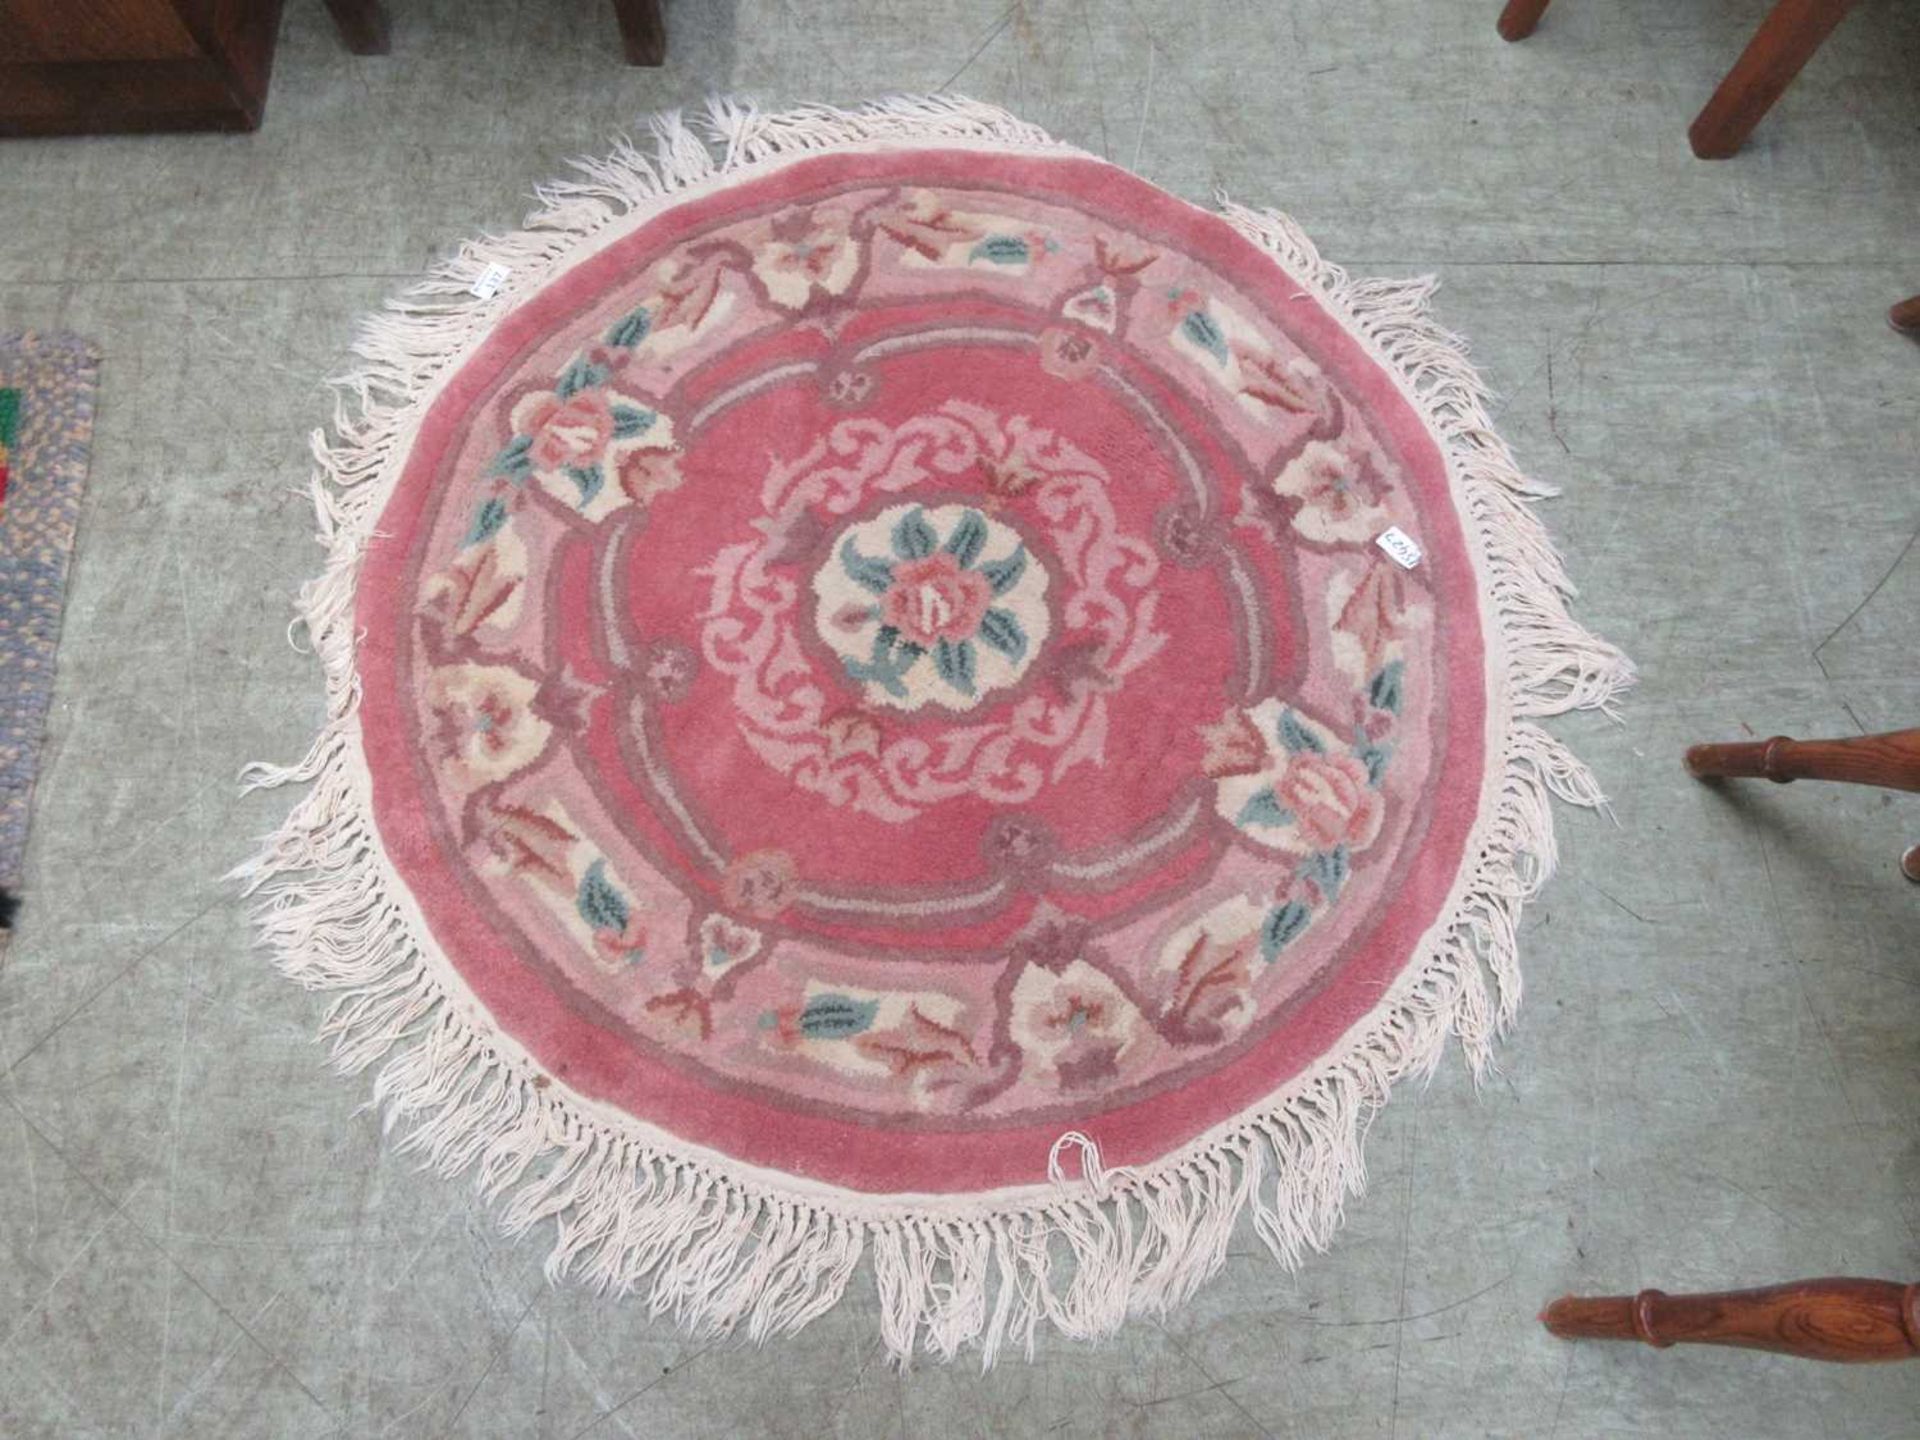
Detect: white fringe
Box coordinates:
(235, 96, 1633, 1367)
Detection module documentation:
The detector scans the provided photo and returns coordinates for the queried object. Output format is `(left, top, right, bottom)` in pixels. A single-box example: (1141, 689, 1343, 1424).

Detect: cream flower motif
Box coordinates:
(1271, 439, 1390, 545)
(1008, 960, 1144, 1091)
(422, 520, 527, 638)
(750, 204, 864, 310)
(424, 663, 551, 791)
(698, 913, 763, 972)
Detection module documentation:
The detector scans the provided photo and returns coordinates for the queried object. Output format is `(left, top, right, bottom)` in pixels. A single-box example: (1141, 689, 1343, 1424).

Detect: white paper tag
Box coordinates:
(469, 262, 510, 300)
(1375, 526, 1422, 569)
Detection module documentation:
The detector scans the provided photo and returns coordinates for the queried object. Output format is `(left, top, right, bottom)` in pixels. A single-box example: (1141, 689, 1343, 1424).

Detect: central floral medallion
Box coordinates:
(811, 503, 1050, 712)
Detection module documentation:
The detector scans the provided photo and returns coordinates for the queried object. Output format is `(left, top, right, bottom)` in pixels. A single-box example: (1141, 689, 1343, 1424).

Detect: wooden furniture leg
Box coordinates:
(612, 0, 667, 66)
(1685, 729, 1920, 792)
(1497, 0, 1553, 41)
(1893, 295, 1920, 334)
(1688, 728, 1920, 881)
(1687, 0, 1856, 158)
(1543, 1280, 1920, 1362)
(324, 0, 392, 55)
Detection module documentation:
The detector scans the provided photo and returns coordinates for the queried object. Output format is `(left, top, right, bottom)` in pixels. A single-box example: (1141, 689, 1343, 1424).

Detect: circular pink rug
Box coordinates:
(243, 99, 1629, 1362)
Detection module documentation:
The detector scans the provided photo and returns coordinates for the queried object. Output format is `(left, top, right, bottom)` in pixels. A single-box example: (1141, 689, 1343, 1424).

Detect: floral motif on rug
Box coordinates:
(0, 335, 99, 915)
(243, 100, 1629, 1362)
(0, 388, 18, 512)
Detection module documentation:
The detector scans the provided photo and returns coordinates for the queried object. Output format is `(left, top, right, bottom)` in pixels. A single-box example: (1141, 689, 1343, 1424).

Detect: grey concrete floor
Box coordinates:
(1, 0, 1917, 1435)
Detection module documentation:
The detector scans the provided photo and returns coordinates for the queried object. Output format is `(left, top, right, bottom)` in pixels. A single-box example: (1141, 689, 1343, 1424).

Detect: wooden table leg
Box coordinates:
(1685, 729, 1920, 793)
(1688, 0, 1856, 158)
(1893, 295, 1920, 334)
(324, 0, 391, 55)
(1498, 0, 1553, 41)
(612, 0, 667, 66)
(1543, 1280, 1920, 1362)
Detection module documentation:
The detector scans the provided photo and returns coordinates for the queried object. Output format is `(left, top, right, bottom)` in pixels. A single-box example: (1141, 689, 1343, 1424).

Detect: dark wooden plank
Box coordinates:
(0, 0, 283, 135)
(1, 0, 202, 63)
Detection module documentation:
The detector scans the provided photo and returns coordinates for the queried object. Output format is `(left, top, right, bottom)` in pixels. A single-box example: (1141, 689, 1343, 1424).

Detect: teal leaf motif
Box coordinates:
(935, 638, 977, 694)
(490, 433, 534, 480)
(1368, 660, 1405, 715)
(1261, 901, 1312, 962)
(1301, 846, 1351, 903)
(1236, 790, 1293, 829)
(944, 509, 989, 568)
(554, 357, 609, 399)
(606, 307, 652, 348)
(977, 608, 1027, 663)
(565, 465, 604, 508)
(799, 994, 878, 1039)
(577, 861, 629, 933)
(839, 537, 895, 594)
(610, 403, 656, 440)
(969, 234, 1031, 266)
(844, 625, 919, 698)
(465, 496, 509, 547)
(977, 545, 1027, 595)
(1358, 739, 1393, 788)
(1277, 709, 1325, 754)
(892, 507, 937, 560)
(1181, 309, 1230, 365)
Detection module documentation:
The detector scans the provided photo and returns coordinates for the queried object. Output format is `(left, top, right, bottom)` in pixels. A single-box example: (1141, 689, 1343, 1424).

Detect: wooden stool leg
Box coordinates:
(324, 0, 392, 55)
(1543, 1280, 1920, 1362)
(1684, 730, 1920, 793)
(613, 0, 667, 66)
(1498, 0, 1553, 41)
(1893, 295, 1920, 334)
(1687, 0, 1856, 158)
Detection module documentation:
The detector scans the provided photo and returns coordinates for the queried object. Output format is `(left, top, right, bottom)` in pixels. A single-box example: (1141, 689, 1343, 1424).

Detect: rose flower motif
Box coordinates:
(816, 504, 1046, 712)
(495, 372, 676, 523)
(881, 552, 994, 647)
(1270, 749, 1384, 854)
(517, 389, 615, 474)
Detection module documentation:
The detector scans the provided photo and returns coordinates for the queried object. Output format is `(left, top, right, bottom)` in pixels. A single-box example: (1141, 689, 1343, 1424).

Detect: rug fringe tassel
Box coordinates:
(235, 98, 1631, 1367)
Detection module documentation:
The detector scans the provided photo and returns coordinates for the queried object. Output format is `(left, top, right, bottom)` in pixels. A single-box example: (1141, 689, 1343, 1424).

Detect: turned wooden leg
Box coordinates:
(1498, 0, 1553, 41)
(1543, 1280, 1920, 1362)
(1685, 729, 1920, 793)
(1893, 295, 1920, 334)
(324, 0, 391, 55)
(612, 0, 667, 65)
(1688, 0, 1856, 158)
